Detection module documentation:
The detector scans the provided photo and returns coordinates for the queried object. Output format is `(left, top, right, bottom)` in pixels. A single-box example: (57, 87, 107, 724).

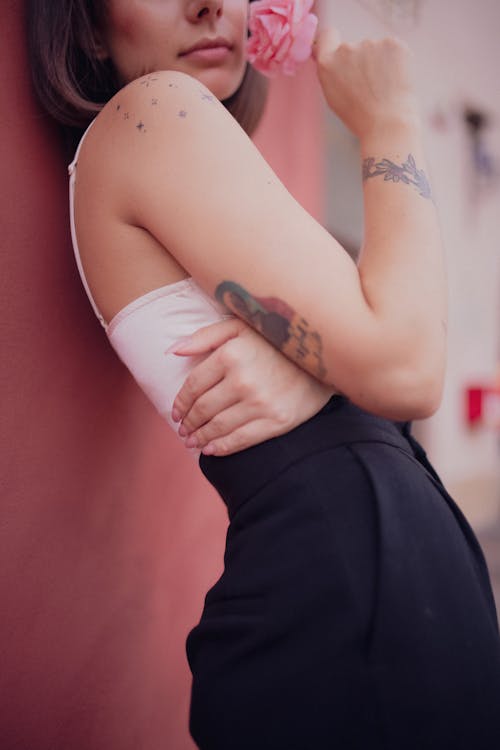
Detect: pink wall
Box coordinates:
(0, 3, 324, 748)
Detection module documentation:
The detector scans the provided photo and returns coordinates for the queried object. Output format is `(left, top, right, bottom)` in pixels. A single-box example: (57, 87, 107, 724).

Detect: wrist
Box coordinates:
(359, 109, 423, 149)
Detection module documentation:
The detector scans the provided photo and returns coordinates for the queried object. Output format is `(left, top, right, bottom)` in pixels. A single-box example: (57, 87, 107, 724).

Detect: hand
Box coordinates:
(313, 28, 420, 140)
(171, 318, 334, 456)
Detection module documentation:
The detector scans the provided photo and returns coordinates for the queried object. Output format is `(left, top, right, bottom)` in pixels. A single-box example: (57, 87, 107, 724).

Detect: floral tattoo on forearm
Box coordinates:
(215, 281, 327, 380)
(362, 154, 432, 200)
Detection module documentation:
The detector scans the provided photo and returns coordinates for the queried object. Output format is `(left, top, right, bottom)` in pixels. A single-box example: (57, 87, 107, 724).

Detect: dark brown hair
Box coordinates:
(27, 0, 269, 138)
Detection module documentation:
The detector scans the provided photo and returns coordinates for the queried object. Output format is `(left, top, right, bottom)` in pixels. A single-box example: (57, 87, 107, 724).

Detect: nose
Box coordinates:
(186, 0, 223, 23)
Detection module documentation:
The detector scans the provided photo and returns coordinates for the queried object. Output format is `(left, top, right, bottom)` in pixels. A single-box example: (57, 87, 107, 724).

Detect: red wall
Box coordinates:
(0, 3, 324, 748)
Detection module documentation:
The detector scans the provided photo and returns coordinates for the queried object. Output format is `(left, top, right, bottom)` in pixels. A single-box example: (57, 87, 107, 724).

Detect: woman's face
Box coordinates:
(99, 0, 249, 100)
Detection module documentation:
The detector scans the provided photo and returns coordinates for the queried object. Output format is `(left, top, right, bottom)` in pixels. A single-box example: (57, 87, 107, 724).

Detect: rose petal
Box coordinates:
(288, 14, 318, 62)
(247, 0, 319, 77)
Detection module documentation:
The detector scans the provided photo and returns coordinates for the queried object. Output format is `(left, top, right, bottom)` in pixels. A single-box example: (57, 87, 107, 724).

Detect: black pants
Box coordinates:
(187, 396, 500, 749)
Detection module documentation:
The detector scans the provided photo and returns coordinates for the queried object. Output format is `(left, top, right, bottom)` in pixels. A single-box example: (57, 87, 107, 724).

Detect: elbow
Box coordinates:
(392, 338, 447, 419)
(397, 366, 444, 420)
(336, 359, 445, 422)
(382, 364, 445, 420)
(321, 323, 447, 421)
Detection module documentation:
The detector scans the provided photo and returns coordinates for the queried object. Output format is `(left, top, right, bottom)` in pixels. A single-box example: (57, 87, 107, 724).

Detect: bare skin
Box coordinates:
(74, 3, 447, 453)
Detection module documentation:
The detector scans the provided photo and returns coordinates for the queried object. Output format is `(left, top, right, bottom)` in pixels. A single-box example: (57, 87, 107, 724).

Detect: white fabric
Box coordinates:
(106, 280, 229, 429)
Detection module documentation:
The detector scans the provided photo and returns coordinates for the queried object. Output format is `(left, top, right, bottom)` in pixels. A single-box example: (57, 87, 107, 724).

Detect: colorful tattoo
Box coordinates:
(362, 154, 432, 199)
(215, 281, 327, 379)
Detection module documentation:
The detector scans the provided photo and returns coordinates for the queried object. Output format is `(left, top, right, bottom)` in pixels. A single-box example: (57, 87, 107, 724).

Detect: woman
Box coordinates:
(28, 1, 500, 748)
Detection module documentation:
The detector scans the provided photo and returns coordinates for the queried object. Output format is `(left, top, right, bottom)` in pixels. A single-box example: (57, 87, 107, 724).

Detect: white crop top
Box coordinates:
(68, 122, 230, 432)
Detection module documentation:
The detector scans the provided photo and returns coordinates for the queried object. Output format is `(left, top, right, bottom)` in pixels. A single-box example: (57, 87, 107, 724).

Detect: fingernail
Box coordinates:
(178, 424, 188, 437)
(202, 443, 216, 456)
(171, 407, 182, 423)
(164, 337, 193, 356)
(185, 435, 199, 449)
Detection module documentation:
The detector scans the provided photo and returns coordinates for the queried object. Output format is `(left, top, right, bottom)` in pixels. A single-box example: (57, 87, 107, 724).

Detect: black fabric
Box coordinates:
(187, 396, 500, 749)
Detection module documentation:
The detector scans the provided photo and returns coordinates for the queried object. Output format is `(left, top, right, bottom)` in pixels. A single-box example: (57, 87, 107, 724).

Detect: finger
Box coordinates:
(184, 401, 259, 448)
(168, 318, 244, 356)
(172, 352, 226, 422)
(180, 380, 240, 436)
(312, 26, 342, 61)
(200, 418, 287, 457)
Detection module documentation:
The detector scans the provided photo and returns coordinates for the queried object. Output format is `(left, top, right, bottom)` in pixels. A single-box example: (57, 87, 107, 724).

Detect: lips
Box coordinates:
(179, 37, 233, 56)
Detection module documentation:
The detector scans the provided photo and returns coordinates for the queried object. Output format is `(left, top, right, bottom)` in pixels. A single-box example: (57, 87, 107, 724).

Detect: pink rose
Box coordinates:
(246, 0, 319, 77)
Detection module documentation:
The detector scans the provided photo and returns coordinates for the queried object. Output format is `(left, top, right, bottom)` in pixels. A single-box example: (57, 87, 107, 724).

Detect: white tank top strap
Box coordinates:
(68, 119, 107, 328)
(67, 118, 96, 176)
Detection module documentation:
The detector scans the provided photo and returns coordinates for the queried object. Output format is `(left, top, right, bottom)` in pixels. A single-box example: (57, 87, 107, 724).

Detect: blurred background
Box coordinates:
(319, 0, 500, 607)
(1, 1, 499, 748)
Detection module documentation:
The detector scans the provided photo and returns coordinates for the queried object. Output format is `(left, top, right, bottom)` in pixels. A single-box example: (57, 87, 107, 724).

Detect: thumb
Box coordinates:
(166, 317, 244, 356)
(312, 26, 342, 61)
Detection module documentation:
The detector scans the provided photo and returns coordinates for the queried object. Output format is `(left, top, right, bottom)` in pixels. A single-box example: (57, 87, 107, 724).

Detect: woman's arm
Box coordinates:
(86, 34, 445, 420)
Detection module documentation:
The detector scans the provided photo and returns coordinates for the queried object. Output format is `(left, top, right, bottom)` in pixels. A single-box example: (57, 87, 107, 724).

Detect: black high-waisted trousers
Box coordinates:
(186, 396, 500, 749)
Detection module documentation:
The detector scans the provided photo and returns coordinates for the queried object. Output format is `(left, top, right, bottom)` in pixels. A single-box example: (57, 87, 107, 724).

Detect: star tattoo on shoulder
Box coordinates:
(139, 75, 159, 88)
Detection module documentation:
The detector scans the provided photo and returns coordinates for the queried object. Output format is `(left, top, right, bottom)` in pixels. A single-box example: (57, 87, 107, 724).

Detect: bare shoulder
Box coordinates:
(79, 70, 238, 166)
(76, 68, 253, 222)
(115, 68, 226, 113)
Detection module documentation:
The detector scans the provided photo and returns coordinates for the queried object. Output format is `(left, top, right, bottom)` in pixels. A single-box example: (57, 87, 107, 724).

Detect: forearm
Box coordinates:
(354, 117, 447, 413)
(359, 118, 445, 326)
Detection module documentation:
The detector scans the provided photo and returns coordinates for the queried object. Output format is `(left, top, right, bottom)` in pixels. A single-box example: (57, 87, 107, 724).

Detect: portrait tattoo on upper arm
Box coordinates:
(362, 154, 432, 200)
(215, 281, 327, 380)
